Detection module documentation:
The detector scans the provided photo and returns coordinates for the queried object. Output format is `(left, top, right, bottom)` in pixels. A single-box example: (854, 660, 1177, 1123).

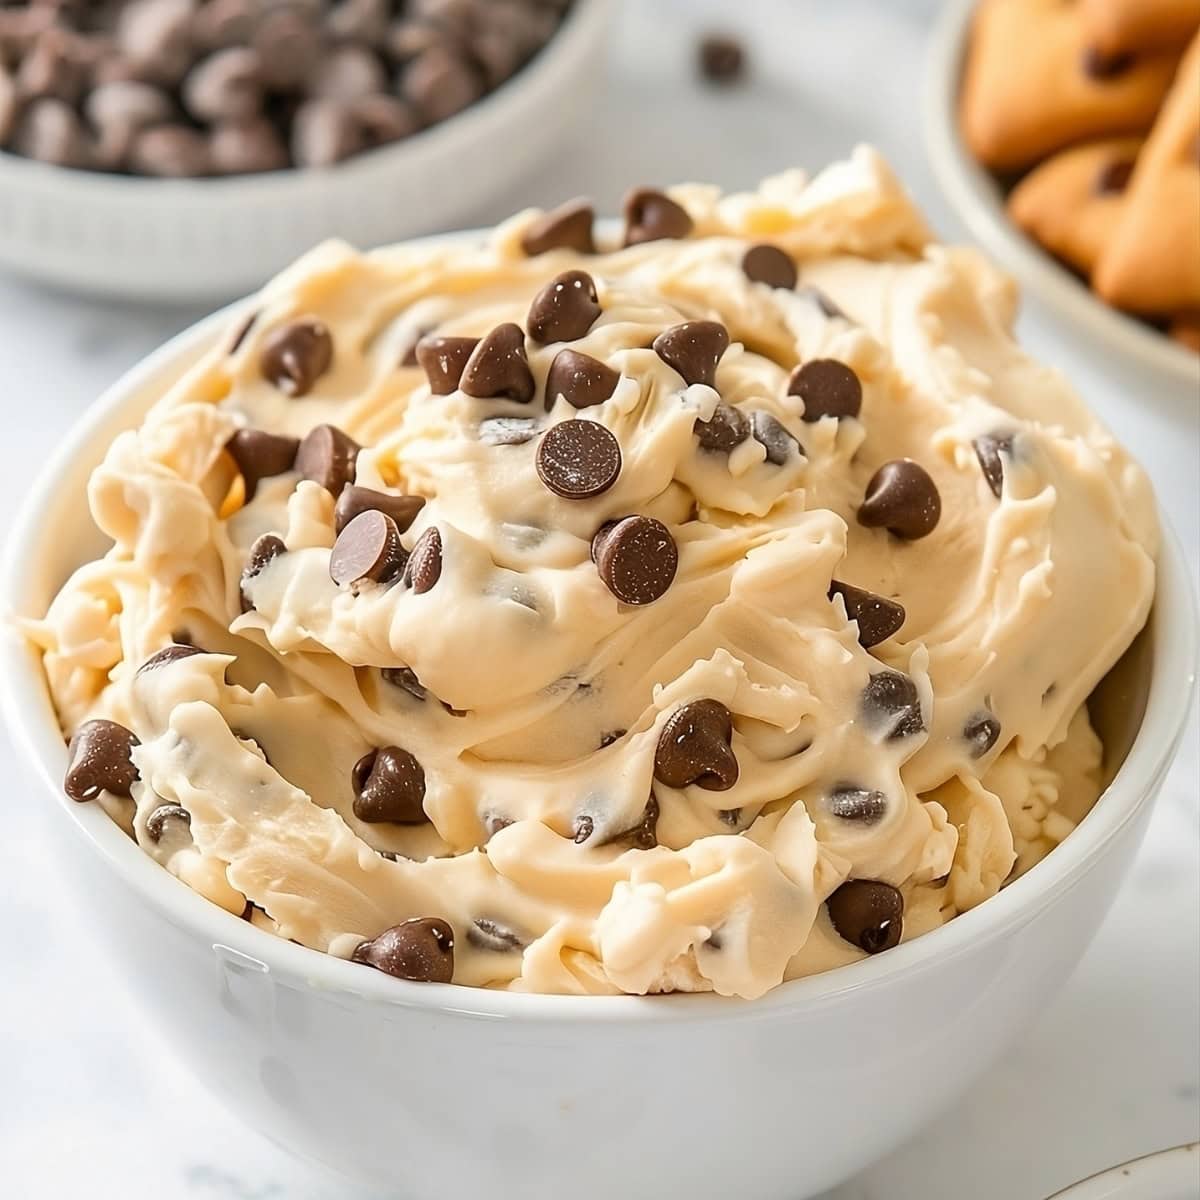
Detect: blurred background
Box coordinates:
(0, 1, 1196, 1197)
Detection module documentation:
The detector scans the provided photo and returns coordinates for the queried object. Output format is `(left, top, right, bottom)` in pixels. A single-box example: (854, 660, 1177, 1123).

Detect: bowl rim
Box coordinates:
(921, 0, 1200, 389)
(1, 239, 1195, 1025)
(1046, 1142, 1200, 1199)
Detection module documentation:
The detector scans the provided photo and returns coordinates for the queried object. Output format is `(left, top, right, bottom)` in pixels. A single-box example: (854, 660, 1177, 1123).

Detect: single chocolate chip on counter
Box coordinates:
(226, 428, 299, 501)
(526, 270, 601, 344)
(381, 666, 428, 701)
(479, 416, 539, 446)
(828, 580, 905, 648)
(655, 699, 739, 791)
(137, 643, 204, 674)
(742, 244, 796, 289)
(827, 784, 889, 825)
(334, 485, 424, 536)
(861, 671, 925, 740)
(695, 403, 750, 453)
(1094, 157, 1136, 194)
(789, 359, 862, 421)
(145, 803, 190, 843)
(468, 917, 525, 953)
(536, 420, 622, 500)
(964, 713, 1002, 758)
(593, 515, 678, 605)
(521, 197, 596, 256)
(352, 917, 454, 982)
(240, 533, 287, 612)
(545, 349, 620, 411)
(295, 424, 360, 497)
(973, 433, 1014, 499)
(1082, 47, 1133, 80)
(750, 410, 802, 464)
(402, 527, 443, 594)
(653, 320, 730, 388)
(352, 746, 427, 823)
(415, 334, 479, 395)
(623, 187, 694, 247)
(857, 459, 941, 540)
(460, 323, 534, 403)
(64, 720, 140, 803)
(259, 318, 334, 397)
(698, 33, 746, 85)
(330, 510, 406, 587)
(827, 880, 903, 954)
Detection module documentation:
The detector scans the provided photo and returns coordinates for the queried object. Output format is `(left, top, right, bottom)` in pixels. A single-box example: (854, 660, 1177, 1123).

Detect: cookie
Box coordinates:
(1081, 0, 1200, 55)
(1094, 33, 1200, 313)
(1168, 311, 1200, 351)
(1008, 137, 1143, 276)
(961, 0, 1182, 170)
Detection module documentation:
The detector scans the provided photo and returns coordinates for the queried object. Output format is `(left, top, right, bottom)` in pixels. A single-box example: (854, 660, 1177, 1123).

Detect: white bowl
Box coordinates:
(923, 0, 1200, 390)
(1049, 1144, 1200, 1200)
(1, 295, 1195, 1200)
(0, 0, 609, 304)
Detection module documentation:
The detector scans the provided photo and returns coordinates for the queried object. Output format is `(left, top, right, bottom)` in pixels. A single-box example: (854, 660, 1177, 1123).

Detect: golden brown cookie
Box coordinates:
(961, 0, 1182, 171)
(1168, 311, 1200, 351)
(1007, 137, 1143, 275)
(1081, 0, 1200, 55)
(1094, 34, 1200, 313)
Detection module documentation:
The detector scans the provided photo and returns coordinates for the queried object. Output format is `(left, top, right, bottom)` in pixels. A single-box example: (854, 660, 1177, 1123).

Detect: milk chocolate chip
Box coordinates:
(352, 746, 427, 824)
(225, 428, 299, 501)
(828, 580, 905, 648)
(353, 917, 454, 982)
(460, 323, 534, 403)
(653, 320, 730, 388)
(536, 419, 622, 500)
(64, 720, 140, 803)
(259, 318, 334, 397)
(521, 198, 596, 256)
(654, 699, 739, 791)
(741, 244, 796, 289)
(329, 510, 406, 586)
(295, 424, 360, 497)
(857, 460, 941, 540)
(623, 187, 693, 246)
(593, 516, 678, 605)
(416, 335, 479, 395)
(827, 880, 903, 953)
(789, 359, 862, 421)
(545, 349, 620, 410)
(526, 270, 601, 344)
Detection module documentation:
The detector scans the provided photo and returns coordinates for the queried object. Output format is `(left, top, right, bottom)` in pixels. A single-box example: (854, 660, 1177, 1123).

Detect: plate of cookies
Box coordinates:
(925, 0, 1200, 386)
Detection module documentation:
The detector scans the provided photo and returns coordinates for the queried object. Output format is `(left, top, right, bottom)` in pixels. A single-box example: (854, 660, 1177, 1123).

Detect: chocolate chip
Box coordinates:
(479, 416, 539, 445)
(182, 46, 263, 123)
(861, 671, 924, 740)
(137, 643, 203, 674)
(259, 318, 334, 397)
(973, 433, 1014, 499)
(130, 122, 213, 177)
(623, 187, 693, 247)
(352, 917, 454, 982)
(827, 784, 888, 824)
(695, 403, 749, 453)
(226, 428, 299, 501)
(536, 420, 622, 500)
(467, 917, 525, 952)
(653, 320, 730, 388)
(964, 713, 1001, 758)
(1082, 47, 1133, 80)
(295, 424, 360, 497)
(1094, 157, 1136, 194)
(310, 43, 387, 101)
(381, 666, 427, 701)
(594, 516, 678, 605)
(64, 719, 140, 803)
(599, 729, 626, 748)
(742, 244, 796, 289)
(654, 699, 739, 791)
(210, 116, 290, 175)
(750, 410, 802, 464)
(145, 803, 190, 843)
(330, 510, 406, 587)
(402, 527, 442, 593)
(698, 33, 745, 84)
(14, 98, 92, 167)
(240, 533, 286, 612)
(460, 323, 534, 403)
(788, 359, 862, 421)
(352, 93, 420, 146)
(521, 197, 596, 256)
(291, 97, 364, 167)
(857, 459, 941, 539)
(253, 6, 323, 91)
(613, 795, 659, 849)
(545, 349, 619, 411)
(797, 285, 846, 319)
(352, 746, 427, 823)
(415, 335, 479, 395)
(401, 43, 482, 123)
(527, 270, 601, 344)
(828, 580, 905, 648)
(827, 880, 903, 953)
(334, 485, 424, 536)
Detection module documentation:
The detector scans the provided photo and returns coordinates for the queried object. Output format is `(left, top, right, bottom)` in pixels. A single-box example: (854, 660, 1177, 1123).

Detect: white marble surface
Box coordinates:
(1, 2, 1197, 1197)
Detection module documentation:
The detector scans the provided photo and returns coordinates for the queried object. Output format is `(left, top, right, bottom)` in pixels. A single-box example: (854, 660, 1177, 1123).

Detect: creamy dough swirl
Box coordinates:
(28, 148, 1157, 998)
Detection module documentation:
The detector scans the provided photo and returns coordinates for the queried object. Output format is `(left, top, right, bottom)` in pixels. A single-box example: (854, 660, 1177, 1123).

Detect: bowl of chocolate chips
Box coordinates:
(0, 0, 608, 301)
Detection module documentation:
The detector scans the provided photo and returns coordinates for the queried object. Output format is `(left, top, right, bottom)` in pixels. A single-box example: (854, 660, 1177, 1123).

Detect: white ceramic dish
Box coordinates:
(1049, 1143, 1200, 1200)
(1, 293, 1195, 1200)
(923, 0, 1200, 390)
(0, 0, 608, 304)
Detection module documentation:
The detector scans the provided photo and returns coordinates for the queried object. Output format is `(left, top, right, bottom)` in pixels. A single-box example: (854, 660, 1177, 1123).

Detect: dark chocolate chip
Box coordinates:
(828, 580, 905, 648)
(415, 335, 479, 395)
(861, 671, 924, 740)
(1082, 46, 1134, 79)
(352, 746, 427, 823)
(573, 814, 595, 843)
(593, 515, 678, 605)
(240, 533, 286, 612)
(353, 917, 454, 982)
(827, 880, 903, 953)
(612, 794, 659, 849)
(467, 917, 525, 952)
(536, 419, 622, 500)
(973, 433, 1014, 499)
(259, 318, 333, 397)
(789, 359, 862, 421)
(527, 269, 601, 344)
(742, 244, 796, 289)
(623, 187, 694, 247)
(545, 348, 620, 411)
(137, 643, 204, 674)
(653, 320, 730, 387)
(1094, 157, 1136, 194)
(698, 33, 745, 84)
(719, 808, 742, 828)
(381, 666, 427, 701)
(226, 428, 299, 501)
(145, 803, 190, 843)
(334, 485, 425, 535)
(750, 410, 802, 464)
(798, 285, 846, 319)
(654, 699, 739, 791)
(330, 510, 406, 587)
(460, 323, 534, 403)
(964, 713, 1001, 758)
(64, 719, 140, 803)
(695, 403, 750, 453)
(857, 459, 941, 540)
(521, 197, 596, 256)
(827, 784, 889, 825)
(402, 527, 443, 593)
(295, 424, 360, 497)
(479, 416, 539, 445)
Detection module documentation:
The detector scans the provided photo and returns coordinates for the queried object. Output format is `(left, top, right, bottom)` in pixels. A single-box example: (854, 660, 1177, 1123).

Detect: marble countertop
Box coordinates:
(1, 2, 1196, 1197)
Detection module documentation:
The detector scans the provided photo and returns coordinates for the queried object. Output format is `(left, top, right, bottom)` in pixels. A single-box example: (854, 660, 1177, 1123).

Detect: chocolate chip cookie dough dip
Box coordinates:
(26, 148, 1158, 1000)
